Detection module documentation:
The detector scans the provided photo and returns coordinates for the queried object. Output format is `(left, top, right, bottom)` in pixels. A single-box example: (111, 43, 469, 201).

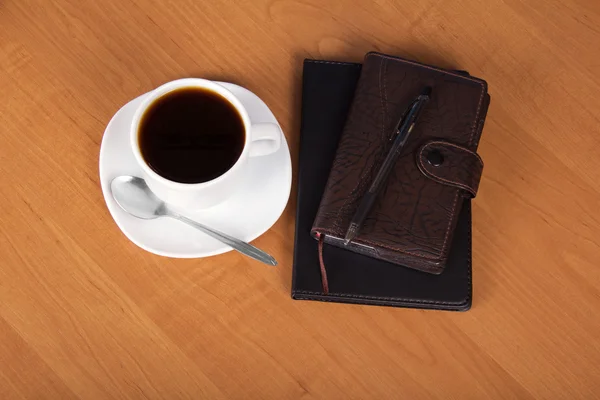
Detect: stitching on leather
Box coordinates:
(469, 84, 485, 145)
(417, 142, 483, 195)
(314, 226, 444, 260)
(354, 236, 444, 260)
(424, 174, 476, 196)
(418, 167, 477, 195)
(294, 204, 472, 306)
(365, 52, 486, 88)
(365, 52, 486, 144)
(380, 58, 387, 140)
(306, 60, 361, 67)
(425, 140, 483, 162)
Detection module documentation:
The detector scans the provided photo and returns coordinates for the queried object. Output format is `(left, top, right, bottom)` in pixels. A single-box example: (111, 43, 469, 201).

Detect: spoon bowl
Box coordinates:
(111, 175, 166, 219)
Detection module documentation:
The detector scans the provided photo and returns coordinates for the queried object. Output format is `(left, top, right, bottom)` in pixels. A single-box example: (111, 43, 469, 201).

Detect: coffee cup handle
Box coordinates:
(249, 123, 282, 157)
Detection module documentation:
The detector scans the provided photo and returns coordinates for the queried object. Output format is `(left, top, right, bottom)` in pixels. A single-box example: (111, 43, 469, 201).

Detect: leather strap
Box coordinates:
(317, 233, 329, 294)
(416, 140, 484, 197)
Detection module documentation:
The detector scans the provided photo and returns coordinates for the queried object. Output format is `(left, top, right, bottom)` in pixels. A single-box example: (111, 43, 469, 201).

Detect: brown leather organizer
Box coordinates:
(312, 52, 490, 283)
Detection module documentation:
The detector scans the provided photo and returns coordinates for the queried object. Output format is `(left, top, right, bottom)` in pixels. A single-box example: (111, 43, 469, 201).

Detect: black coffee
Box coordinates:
(139, 87, 245, 183)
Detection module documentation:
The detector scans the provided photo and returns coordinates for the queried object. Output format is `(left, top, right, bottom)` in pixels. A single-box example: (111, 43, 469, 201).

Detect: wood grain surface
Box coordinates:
(1, 0, 599, 398)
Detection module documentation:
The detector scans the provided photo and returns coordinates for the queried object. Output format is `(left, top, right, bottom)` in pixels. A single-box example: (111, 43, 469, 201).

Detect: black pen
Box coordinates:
(344, 87, 431, 245)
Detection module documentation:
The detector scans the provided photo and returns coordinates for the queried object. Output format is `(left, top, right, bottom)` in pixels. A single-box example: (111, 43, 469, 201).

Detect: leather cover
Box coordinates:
(292, 59, 473, 310)
(311, 52, 490, 274)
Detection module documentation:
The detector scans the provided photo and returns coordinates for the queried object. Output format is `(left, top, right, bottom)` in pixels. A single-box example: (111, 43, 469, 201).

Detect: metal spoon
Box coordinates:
(110, 175, 277, 266)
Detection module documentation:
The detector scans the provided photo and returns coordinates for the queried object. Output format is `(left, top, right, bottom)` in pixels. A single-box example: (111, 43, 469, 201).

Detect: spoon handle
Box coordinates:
(170, 213, 277, 266)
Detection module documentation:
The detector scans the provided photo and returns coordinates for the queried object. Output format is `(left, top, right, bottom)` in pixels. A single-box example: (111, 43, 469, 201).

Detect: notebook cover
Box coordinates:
(311, 52, 489, 275)
(291, 59, 472, 310)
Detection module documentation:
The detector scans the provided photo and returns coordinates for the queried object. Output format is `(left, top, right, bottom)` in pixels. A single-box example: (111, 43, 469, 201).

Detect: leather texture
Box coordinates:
(292, 59, 472, 310)
(417, 140, 484, 197)
(312, 52, 490, 274)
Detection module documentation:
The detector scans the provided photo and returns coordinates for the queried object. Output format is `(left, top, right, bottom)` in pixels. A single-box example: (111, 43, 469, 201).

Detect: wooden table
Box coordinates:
(1, 0, 599, 398)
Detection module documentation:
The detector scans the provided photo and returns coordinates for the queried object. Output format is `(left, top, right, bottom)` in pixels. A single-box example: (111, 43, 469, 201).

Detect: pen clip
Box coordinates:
(390, 104, 412, 140)
(390, 88, 431, 139)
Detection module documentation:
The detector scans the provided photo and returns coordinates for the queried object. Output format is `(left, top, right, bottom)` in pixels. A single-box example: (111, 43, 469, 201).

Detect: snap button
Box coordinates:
(427, 150, 444, 166)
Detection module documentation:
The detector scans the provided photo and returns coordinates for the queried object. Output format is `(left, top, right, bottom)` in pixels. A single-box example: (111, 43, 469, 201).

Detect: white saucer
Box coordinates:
(99, 82, 292, 258)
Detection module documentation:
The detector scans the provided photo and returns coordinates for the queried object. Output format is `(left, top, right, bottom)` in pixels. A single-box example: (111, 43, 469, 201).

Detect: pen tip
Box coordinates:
(344, 223, 358, 245)
(343, 233, 354, 246)
(422, 86, 432, 97)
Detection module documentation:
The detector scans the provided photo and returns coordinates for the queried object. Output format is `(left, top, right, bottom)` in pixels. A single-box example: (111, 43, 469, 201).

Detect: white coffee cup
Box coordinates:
(130, 78, 281, 209)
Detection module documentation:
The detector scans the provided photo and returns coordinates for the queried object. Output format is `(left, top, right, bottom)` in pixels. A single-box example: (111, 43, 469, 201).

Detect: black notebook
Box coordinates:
(291, 59, 473, 311)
